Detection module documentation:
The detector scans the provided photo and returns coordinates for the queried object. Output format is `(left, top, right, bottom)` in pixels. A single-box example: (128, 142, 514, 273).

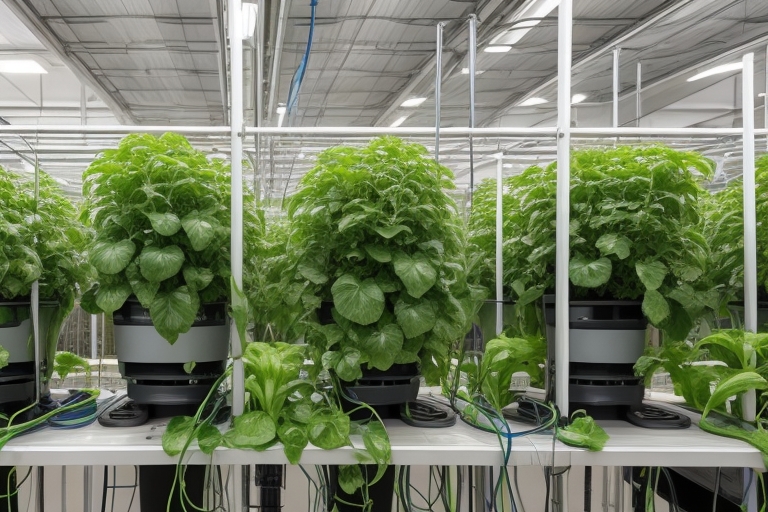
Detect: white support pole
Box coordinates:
(435, 22, 444, 161)
(743, 53, 757, 423)
(636, 62, 642, 127)
(556, 0, 573, 418)
(612, 47, 621, 128)
(229, 0, 245, 419)
(468, 14, 477, 202)
(764, 46, 767, 150)
(90, 314, 98, 361)
(495, 154, 504, 335)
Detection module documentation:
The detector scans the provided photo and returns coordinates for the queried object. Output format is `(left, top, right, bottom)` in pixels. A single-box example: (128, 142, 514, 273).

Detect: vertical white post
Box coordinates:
(743, 53, 757, 423)
(495, 154, 504, 335)
(435, 22, 444, 161)
(80, 85, 87, 125)
(636, 62, 642, 127)
(612, 47, 621, 128)
(32, 281, 40, 402)
(468, 15, 477, 203)
(556, 0, 573, 417)
(764, 46, 767, 149)
(90, 314, 98, 361)
(229, 0, 245, 418)
(83, 466, 92, 512)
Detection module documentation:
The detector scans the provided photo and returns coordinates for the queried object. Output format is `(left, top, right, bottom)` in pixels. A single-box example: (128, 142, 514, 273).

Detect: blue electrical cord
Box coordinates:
(285, 0, 318, 116)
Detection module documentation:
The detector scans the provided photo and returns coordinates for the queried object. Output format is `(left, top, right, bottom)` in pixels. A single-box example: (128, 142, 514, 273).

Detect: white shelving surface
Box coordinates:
(0, 405, 761, 470)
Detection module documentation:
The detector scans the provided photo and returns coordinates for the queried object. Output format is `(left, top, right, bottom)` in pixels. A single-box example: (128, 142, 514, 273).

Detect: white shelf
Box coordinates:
(1, 409, 761, 470)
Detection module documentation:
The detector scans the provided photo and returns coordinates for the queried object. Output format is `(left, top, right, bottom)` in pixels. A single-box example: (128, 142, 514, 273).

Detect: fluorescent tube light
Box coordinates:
(0, 60, 47, 74)
(401, 97, 426, 107)
(242, 3, 258, 39)
(460, 68, 485, 75)
(277, 104, 286, 127)
(484, 46, 512, 53)
(491, 0, 560, 46)
(687, 62, 743, 82)
(519, 97, 548, 106)
(390, 116, 408, 127)
(571, 93, 587, 104)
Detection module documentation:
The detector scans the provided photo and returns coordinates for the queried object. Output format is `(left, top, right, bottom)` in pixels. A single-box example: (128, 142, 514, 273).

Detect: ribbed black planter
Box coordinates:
(113, 299, 228, 405)
(543, 295, 646, 418)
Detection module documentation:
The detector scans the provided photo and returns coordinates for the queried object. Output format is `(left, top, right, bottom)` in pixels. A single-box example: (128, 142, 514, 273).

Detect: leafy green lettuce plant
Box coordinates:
(80, 133, 259, 343)
(0, 166, 93, 379)
(493, 146, 715, 340)
(285, 137, 483, 384)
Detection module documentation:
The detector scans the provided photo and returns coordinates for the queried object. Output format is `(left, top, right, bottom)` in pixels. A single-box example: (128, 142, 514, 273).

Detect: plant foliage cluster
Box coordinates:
(470, 146, 716, 340)
(80, 133, 259, 343)
(258, 137, 483, 384)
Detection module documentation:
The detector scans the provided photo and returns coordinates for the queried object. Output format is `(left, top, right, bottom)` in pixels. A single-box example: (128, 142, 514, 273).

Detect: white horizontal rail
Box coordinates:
(0, 125, 231, 135)
(243, 126, 559, 137)
(571, 127, 747, 137)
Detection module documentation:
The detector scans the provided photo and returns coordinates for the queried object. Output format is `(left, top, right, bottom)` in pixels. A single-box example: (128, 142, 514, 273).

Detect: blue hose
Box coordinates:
(285, 0, 318, 117)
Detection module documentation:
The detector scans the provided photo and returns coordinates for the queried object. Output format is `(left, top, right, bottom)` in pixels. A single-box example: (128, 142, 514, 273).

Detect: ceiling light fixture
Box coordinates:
(460, 68, 485, 75)
(519, 97, 548, 107)
(390, 115, 408, 127)
(484, 46, 512, 53)
(687, 62, 743, 82)
(242, 3, 258, 39)
(571, 93, 587, 104)
(0, 60, 47, 74)
(401, 97, 426, 107)
(491, 0, 560, 46)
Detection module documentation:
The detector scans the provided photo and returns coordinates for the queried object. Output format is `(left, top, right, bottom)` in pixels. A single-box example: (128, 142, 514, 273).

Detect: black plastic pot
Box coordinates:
(543, 295, 646, 418)
(113, 298, 228, 405)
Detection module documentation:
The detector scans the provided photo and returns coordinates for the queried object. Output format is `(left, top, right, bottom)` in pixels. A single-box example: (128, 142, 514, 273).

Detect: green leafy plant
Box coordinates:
(54, 351, 91, 383)
(283, 137, 483, 384)
(491, 146, 715, 341)
(701, 155, 768, 310)
(80, 133, 259, 343)
(0, 166, 93, 379)
(556, 410, 609, 451)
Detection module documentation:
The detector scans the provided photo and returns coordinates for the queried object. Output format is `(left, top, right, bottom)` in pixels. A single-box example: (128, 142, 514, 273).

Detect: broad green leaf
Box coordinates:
(278, 421, 308, 464)
(556, 414, 609, 451)
(364, 245, 392, 263)
(297, 263, 328, 285)
(307, 409, 350, 450)
(318, 324, 345, 349)
(569, 256, 612, 288)
(642, 289, 670, 325)
(337, 465, 364, 494)
(703, 372, 768, 419)
(361, 324, 403, 370)
(636, 260, 667, 291)
(91, 240, 135, 275)
(334, 347, 363, 382)
(331, 274, 385, 325)
(181, 213, 216, 251)
(374, 225, 411, 239)
(95, 282, 132, 313)
(139, 245, 184, 282)
(149, 286, 200, 344)
(516, 286, 544, 306)
(125, 262, 159, 308)
(145, 212, 181, 236)
(393, 252, 437, 298)
(231, 277, 249, 351)
(54, 351, 89, 381)
(595, 234, 631, 260)
(197, 423, 222, 454)
(0, 346, 8, 370)
(361, 421, 391, 466)
(394, 298, 437, 339)
(162, 416, 195, 456)
(225, 411, 277, 448)
(183, 265, 214, 291)
(183, 361, 196, 374)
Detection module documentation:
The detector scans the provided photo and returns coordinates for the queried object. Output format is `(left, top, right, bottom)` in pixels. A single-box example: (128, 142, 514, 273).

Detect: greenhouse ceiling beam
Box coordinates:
(372, 0, 510, 127)
(266, 0, 289, 125)
(211, 0, 229, 124)
(482, 0, 693, 126)
(2, 0, 137, 125)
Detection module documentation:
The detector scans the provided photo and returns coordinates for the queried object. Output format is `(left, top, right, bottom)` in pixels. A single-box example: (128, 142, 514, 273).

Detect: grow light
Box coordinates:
(687, 62, 743, 82)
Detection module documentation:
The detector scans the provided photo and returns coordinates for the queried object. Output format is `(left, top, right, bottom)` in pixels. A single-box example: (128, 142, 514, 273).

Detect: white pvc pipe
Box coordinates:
(613, 47, 621, 128)
(435, 22, 444, 161)
(495, 154, 504, 336)
(743, 53, 757, 422)
(32, 281, 40, 402)
(556, 0, 573, 418)
(90, 314, 98, 361)
(636, 62, 642, 127)
(765, 46, 768, 150)
(229, 0, 245, 420)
